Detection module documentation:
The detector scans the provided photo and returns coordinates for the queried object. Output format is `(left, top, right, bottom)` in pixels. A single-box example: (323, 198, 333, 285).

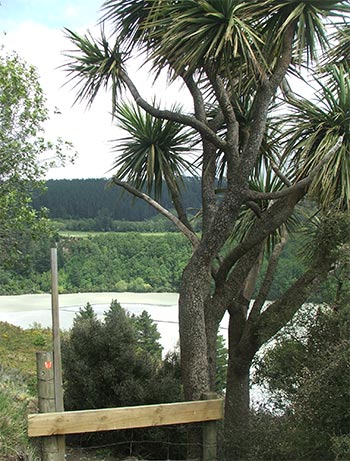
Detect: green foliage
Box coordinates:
(113, 101, 195, 200)
(0, 372, 38, 461)
(259, 0, 350, 65)
(280, 65, 350, 210)
(0, 49, 73, 271)
(0, 323, 52, 460)
(62, 300, 185, 458)
(0, 231, 192, 294)
(64, 28, 126, 113)
(0, 322, 51, 380)
(253, 298, 350, 460)
(216, 334, 228, 394)
(132, 310, 163, 360)
(2, 225, 344, 303)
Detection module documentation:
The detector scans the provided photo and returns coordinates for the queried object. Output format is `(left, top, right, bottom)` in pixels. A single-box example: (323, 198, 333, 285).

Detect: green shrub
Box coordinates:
(62, 300, 185, 459)
(253, 303, 350, 460)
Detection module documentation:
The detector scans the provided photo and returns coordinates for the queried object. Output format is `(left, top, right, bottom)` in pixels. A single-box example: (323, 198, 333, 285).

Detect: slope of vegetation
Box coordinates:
(0, 232, 193, 295)
(0, 322, 52, 460)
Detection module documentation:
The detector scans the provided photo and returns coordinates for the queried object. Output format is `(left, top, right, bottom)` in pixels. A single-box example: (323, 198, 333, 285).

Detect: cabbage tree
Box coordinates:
(64, 1, 350, 458)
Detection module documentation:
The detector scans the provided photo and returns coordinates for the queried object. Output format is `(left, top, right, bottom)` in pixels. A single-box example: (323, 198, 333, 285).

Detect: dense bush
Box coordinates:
(62, 300, 185, 459)
(251, 301, 350, 460)
(1, 227, 340, 304)
(53, 216, 182, 233)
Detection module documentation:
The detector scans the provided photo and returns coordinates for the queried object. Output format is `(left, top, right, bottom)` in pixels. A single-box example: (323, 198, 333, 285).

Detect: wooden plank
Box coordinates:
(28, 399, 223, 437)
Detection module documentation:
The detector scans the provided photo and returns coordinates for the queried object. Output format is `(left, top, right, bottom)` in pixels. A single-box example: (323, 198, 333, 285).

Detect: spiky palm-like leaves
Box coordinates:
(328, 23, 350, 65)
(101, 0, 154, 51)
(257, 0, 350, 65)
(279, 64, 350, 210)
(63, 28, 126, 111)
(100, 0, 350, 79)
(112, 102, 195, 200)
(146, 0, 266, 78)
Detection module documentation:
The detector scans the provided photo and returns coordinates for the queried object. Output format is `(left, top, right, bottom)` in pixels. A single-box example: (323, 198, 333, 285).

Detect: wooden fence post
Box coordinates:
(36, 351, 60, 461)
(50, 247, 65, 459)
(202, 392, 218, 461)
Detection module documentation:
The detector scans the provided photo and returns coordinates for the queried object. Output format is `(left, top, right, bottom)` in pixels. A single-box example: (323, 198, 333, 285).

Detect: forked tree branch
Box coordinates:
(254, 260, 331, 348)
(248, 136, 344, 201)
(111, 177, 200, 249)
(120, 70, 227, 151)
(216, 190, 302, 284)
(239, 24, 295, 178)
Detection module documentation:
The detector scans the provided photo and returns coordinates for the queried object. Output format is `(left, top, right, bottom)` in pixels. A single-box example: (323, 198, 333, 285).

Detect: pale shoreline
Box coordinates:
(0, 292, 179, 313)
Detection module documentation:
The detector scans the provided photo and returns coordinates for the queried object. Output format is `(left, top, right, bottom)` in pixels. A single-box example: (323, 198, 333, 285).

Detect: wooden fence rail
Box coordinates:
(28, 399, 223, 437)
(28, 398, 223, 461)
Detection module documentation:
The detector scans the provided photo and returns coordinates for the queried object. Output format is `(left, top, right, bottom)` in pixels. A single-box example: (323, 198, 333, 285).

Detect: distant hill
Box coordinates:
(33, 177, 201, 221)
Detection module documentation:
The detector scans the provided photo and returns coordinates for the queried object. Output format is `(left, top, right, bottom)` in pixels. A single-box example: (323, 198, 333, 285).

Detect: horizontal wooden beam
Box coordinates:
(28, 399, 224, 437)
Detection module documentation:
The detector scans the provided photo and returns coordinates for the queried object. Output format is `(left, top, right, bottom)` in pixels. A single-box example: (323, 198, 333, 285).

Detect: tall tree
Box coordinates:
(0, 49, 74, 268)
(64, 1, 350, 458)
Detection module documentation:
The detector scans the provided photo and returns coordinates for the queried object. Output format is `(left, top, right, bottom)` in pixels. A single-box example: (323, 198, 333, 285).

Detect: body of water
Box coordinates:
(0, 292, 273, 406)
(0, 292, 229, 355)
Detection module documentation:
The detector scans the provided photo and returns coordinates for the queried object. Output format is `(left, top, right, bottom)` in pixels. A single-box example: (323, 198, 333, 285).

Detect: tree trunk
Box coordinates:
(205, 314, 220, 392)
(179, 254, 212, 460)
(179, 259, 211, 400)
(223, 309, 252, 460)
(224, 352, 251, 460)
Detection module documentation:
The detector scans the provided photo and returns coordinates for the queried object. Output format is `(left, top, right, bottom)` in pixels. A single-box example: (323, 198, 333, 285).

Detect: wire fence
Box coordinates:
(64, 423, 218, 461)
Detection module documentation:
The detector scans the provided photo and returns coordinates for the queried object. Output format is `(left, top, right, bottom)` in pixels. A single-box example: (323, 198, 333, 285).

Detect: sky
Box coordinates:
(0, 0, 187, 179)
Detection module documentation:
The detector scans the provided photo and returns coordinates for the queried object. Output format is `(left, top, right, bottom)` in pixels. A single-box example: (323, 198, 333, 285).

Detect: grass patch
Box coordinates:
(0, 322, 52, 379)
(0, 371, 39, 460)
(0, 322, 52, 459)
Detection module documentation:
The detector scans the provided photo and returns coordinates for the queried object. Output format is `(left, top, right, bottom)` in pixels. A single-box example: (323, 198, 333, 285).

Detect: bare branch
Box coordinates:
(205, 67, 240, 181)
(183, 73, 219, 235)
(247, 136, 344, 201)
(239, 24, 295, 178)
(209, 245, 262, 329)
(255, 260, 331, 348)
(162, 163, 194, 232)
(249, 226, 288, 321)
(183, 74, 207, 123)
(120, 70, 227, 151)
(270, 160, 292, 187)
(111, 176, 200, 249)
(205, 66, 238, 134)
(246, 200, 262, 218)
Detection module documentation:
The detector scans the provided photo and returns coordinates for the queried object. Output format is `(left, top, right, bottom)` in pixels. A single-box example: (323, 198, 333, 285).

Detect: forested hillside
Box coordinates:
(33, 177, 201, 220)
(0, 233, 192, 295)
(0, 229, 334, 303)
